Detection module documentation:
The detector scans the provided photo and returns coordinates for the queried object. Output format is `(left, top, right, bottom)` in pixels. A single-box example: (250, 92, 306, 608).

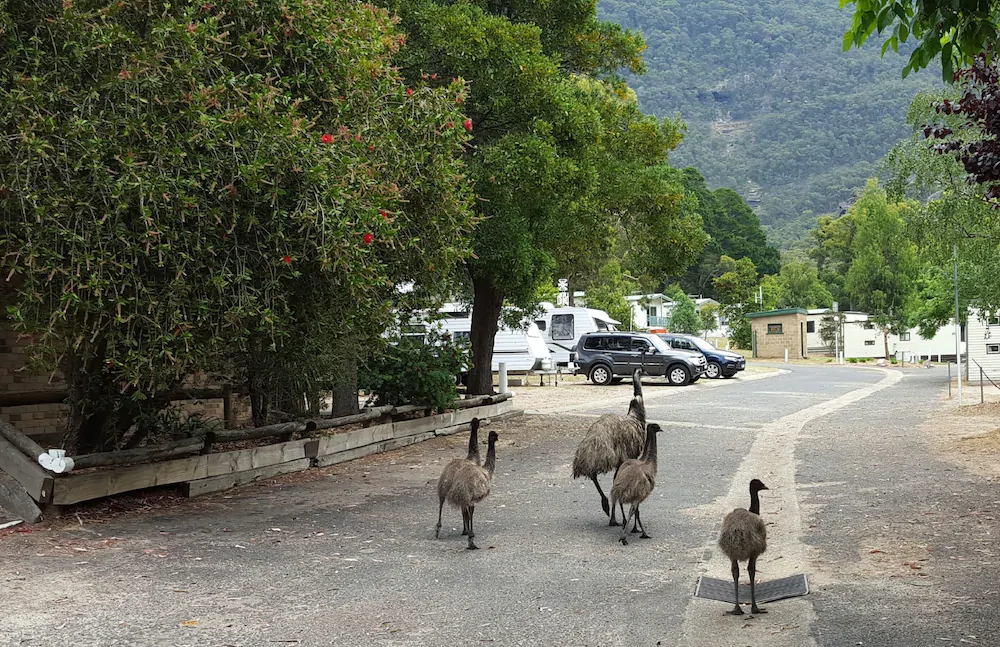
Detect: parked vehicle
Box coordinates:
(535, 304, 620, 368)
(574, 331, 707, 386)
(402, 303, 552, 373)
(658, 333, 745, 379)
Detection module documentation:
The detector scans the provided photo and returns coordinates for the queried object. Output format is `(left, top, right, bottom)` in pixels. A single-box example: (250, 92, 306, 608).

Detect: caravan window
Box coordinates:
(452, 331, 471, 342)
(806, 321, 815, 333)
(988, 344, 1000, 354)
(552, 314, 574, 340)
(535, 319, 546, 331)
(596, 320, 611, 331)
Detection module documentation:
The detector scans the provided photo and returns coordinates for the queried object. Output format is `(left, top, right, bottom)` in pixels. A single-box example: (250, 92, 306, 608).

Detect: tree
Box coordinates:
(583, 261, 637, 330)
(842, 0, 999, 80)
(818, 314, 844, 353)
(809, 211, 861, 310)
(776, 262, 834, 309)
(675, 168, 780, 297)
(699, 302, 720, 336)
(844, 181, 919, 358)
(386, 0, 705, 394)
(666, 286, 700, 334)
(0, 1, 473, 451)
(713, 256, 759, 349)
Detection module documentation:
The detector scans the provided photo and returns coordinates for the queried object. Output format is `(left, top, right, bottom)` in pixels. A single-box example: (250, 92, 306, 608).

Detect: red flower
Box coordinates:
(463, 118, 473, 132)
(174, 327, 182, 336)
(431, 73, 438, 80)
(363, 233, 374, 245)
(282, 255, 292, 264)
(368, 145, 375, 151)
(320, 133, 333, 144)
(445, 122, 454, 129)
(355, 134, 363, 142)
(406, 87, 413, 97)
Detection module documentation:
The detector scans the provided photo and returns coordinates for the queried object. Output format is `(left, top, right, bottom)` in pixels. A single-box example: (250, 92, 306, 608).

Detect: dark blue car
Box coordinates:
(657, 334, 746, 379)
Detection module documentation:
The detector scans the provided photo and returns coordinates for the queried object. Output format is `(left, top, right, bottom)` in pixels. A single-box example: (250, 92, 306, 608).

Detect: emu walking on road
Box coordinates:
(572, 369, 645, 520)
(718, 479, 769, 615)
(609, 423, 662, 545)
(436, 418, 482, 538)
(437, 430, 499, 550)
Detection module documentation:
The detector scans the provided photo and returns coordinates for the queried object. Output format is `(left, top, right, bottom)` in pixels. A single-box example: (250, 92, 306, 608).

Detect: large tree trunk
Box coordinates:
(884, 331, 891, 361)
(331, 351, 359, 417)
(468, 273, 504, 396)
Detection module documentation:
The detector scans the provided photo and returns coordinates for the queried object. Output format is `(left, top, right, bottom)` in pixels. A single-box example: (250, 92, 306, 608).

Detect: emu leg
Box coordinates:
(591, 474, 610, 517)
(749, 556, 766, 614)
(620, 505, 637, 546)
(461, 508, 469, 536)
(466, 506, 478, 550)
(728, 559, 744, 615)
(435, 499, 445, 539)
(634, 507, 650, 539)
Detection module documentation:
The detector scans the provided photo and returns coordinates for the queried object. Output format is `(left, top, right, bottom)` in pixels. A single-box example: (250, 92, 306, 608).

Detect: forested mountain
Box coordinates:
(598, 0, 941, 248)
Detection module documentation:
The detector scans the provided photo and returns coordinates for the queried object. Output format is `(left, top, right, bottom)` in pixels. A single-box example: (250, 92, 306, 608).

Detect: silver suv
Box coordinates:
(575, 331, 708, 386)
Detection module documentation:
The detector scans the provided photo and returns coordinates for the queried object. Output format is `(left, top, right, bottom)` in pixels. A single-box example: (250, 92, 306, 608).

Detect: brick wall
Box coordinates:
(0, 326, 243, 443)
(751, 313, 808, 359)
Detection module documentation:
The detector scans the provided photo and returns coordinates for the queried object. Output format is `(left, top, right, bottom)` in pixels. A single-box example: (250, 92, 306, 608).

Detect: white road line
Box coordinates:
(674, 368, 904, 647)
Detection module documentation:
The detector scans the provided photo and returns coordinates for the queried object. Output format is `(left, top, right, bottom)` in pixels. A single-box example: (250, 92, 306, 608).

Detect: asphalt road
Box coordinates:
(2, 363, 995, 647)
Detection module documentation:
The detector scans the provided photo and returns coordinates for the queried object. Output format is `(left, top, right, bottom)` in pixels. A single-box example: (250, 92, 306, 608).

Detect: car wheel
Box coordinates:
(705, 361, 722, 379)
(589, 364, 613, 386)
(667, 364, 690, 386)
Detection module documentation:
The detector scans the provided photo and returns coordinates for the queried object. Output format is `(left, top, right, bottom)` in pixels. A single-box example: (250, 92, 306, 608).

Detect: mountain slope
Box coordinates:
(598, 0, 940, 248)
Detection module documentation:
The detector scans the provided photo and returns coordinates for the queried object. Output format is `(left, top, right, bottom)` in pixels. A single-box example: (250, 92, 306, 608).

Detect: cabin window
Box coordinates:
(767, 323, 783, 334)
(452, 331, 471, 342)
(899, 332, 910, 341)
(442, 311, 469, 318)
(987, 344, 1000, 354)
(583, 336, 605, 350)
(806, 321, 815, 333)
(863, 322, 874, 330)
(989, 316, 1000, 326)
(864, 340, 875, 346)
(535, 319, 546, 331)
(551, 314, 574, 340)
(401, 334, 426, 346)
(647, 306, 658, 318)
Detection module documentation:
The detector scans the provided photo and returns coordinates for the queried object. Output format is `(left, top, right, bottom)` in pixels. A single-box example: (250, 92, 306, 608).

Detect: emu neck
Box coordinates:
(483, 438, 497, 475)
(630, 396, 646, 423)
(640, 426, 657, 465)
(466, 426, 480, 463)
(749, 490, 761, 515)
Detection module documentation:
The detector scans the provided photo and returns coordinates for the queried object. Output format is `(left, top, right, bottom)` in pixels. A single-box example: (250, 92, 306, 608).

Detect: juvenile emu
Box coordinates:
(718, 478, 769, 615)
(437, 430, 498, 550)
(572, 369, 645, 519)
(435, 418, 482, 538)
(609, 423, 662, 545)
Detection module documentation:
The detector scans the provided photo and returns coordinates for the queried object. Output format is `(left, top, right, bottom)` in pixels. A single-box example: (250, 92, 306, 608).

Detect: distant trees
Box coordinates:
(775, 262, 833, 310)
(712, 256, 760, 349)
(844, 182, 919, 358)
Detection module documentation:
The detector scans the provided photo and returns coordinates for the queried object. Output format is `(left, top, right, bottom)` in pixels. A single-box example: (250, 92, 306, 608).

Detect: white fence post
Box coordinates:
(498, 363, 508, 394)
(784, 348, 788, 363)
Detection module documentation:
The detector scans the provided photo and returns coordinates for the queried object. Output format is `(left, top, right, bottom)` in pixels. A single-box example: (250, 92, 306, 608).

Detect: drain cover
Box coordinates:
(693, 574, 809, 604)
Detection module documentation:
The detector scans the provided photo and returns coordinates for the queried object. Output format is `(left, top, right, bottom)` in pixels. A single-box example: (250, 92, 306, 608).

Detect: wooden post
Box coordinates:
(0, 419, 47, 461)
(981, 366, 985, 404)
(71, 438, 206, 470)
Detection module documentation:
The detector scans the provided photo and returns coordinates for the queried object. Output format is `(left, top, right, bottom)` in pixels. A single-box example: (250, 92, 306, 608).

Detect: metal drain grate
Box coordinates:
(693, 574, 809, 605)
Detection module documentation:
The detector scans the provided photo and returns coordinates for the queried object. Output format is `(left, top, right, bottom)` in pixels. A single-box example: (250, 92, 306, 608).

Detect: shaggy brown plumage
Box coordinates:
(609, 423, 661, 545)
(572, 369, 646, 520)
(436, 418, 482, 539)
(437, 430, 498, 550)
(718, 478, 769, 615)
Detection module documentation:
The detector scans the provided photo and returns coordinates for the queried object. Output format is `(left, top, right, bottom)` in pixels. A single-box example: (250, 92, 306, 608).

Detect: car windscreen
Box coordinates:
(687, 336, 716, 352)
(648, 335, 671, 353)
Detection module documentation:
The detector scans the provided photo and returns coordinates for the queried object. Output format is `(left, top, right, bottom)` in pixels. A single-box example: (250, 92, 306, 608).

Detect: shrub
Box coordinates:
(848, 357, 859, 363)
(360, 331, 470, 410)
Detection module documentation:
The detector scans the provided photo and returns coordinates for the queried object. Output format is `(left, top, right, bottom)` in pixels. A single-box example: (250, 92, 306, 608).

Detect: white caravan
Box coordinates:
(405, 303, 552, 373)
(534, 304, 621, 367)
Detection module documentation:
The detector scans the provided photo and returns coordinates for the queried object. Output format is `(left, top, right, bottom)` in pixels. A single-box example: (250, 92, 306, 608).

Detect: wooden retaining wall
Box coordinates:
(0, 395, 514, 513)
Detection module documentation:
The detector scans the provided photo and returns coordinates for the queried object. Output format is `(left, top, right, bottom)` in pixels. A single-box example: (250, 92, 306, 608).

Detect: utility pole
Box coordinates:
(955, 244, 963, 405)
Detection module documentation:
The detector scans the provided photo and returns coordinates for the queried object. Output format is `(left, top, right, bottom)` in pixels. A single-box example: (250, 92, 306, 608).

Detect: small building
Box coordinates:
(625, 293, 724, 334)
(748, 308, 809, 359)
(967, 308, 1000, 378)
(805, 308, 963, 361)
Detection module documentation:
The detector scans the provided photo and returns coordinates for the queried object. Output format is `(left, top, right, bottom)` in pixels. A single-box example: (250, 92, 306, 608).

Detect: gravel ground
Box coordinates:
(2, 364, 999, 647)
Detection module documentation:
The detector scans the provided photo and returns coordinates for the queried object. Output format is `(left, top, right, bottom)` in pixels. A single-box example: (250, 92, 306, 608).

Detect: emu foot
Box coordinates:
(467, 540, 479, 550)
(601, 498, 610, 516)
(640, 532, 651, 539)
(435, 526, 441, 539)
(728, 606, 744, 616)
(461, 530, 468, 536)
(750, 606, 767, 615)
(609, 519, 621, 527)
(619, 537, 629, 546)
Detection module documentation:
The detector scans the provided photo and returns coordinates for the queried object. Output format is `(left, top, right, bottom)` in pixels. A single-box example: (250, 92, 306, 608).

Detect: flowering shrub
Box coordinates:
(0, 0, 474, 450)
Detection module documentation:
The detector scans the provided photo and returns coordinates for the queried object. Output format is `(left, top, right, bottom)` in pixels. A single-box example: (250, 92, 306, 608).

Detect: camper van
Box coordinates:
(535, 304, 621, 368)
(405, 303, 552, 373)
